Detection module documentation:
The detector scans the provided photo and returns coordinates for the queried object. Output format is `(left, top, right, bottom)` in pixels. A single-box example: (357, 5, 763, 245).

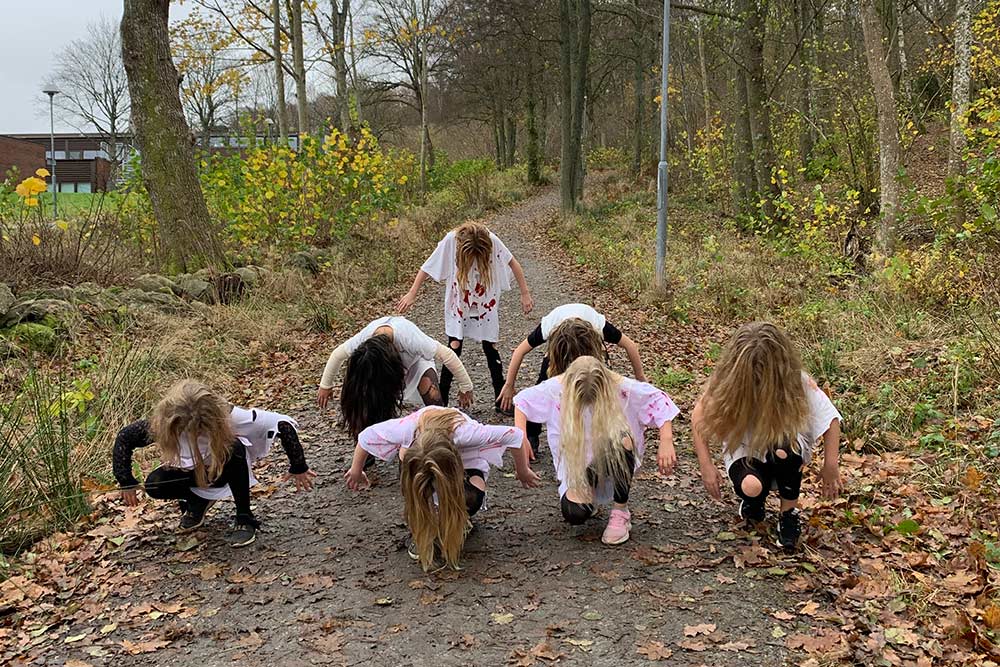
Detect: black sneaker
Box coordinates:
(495, 401, 514, 418)
(178, 500, 215, 533)
(738, 499, 766, 525)
(227, 521, 257, 548)
(776, 508, 801, 551)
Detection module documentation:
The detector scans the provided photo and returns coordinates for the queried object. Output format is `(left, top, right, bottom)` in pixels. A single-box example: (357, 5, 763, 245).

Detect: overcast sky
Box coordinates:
(0, 0, 191, 134)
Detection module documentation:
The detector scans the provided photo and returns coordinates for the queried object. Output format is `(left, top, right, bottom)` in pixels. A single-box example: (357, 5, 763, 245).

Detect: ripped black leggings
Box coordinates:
(439, 337, 504, 405)
(560, 449, 636, 525)
(728, 442, 804, 506)
(464, 468, 486, 516)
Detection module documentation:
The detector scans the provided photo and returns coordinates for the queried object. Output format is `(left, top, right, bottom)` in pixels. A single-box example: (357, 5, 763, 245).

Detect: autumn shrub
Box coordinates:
(587, 146, 629, 171)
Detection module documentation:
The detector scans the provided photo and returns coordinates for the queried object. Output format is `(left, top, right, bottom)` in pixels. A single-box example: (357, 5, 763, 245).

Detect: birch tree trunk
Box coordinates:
(272, 0, 289, 141)
(121, 0, 225, 270)
(290, 0, 308, 134)
(949, 0, 972, 180)
(697, 17, 713, 174)
(894, 0, 911, 105)
(417, 0, 431, 194)
(859, 0, 900, 254)
(332, 0, 351, 132)
(796, 0, 816, 168)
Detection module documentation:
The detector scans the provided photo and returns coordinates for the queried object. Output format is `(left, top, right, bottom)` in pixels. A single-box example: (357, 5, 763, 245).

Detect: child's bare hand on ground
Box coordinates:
(396, 291, 417, 313)
(498, 383, 515, 412)
(699, 463, 723, 500)
(283, 469, 318, 492)
(516, 466, 541, 488)
(343, 467, 370, 491)
(821, 463, 843, 499)
(317, 387, 333, 409)
(520, 292, 534, 315)
(121, 489, 139, 507)
(457, 390, 474, 409)
(657, 443, 677, 476)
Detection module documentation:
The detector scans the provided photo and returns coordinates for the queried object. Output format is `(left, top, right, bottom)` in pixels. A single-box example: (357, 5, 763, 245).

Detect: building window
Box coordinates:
(76, 183, 92, 194)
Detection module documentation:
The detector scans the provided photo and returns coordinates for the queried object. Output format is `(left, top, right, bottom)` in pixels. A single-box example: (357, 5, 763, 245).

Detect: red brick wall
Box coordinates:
(0, 136, 46, 183)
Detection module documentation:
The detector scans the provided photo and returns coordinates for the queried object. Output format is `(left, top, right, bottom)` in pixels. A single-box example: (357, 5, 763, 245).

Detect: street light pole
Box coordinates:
(43, 88, 59, 216)
(654, 0, 670, 288)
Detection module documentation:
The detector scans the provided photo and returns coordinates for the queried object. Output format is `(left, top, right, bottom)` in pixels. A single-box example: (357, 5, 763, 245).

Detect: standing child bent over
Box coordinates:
(690, 322, 843, 551)
(397, 221, 533, 413)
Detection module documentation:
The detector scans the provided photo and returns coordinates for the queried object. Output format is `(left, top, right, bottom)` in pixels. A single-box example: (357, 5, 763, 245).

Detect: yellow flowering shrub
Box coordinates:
(201, 126, 415, 253)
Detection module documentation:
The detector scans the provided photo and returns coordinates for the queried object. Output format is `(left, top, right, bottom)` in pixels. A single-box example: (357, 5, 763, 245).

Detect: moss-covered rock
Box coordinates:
(0, 283, 14, 315)
(134, 273, 180, 295)
(1, 299, 76, 328)
(289, 251, 321, 275)
(234, 266, 262, 286)
(22, 286, 77, 303)
(175, 276, 219, 304)
(120, 289, 188, 312)
(7, 322, 59, 354)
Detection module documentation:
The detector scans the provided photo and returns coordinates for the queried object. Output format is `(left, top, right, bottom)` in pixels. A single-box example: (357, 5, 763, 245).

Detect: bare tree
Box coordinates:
(305, 0, 352, 132)
(122, 0, 226, 270)
(47, 17, 131, 170)
(560, 0, 592, 213)
(948, 0, 972, 226)
(859, 0, 900, 254)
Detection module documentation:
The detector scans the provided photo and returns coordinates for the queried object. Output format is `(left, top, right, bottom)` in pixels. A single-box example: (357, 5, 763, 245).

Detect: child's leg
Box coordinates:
(439, 337, 463, 405)
(463, 469, 487, 516)
(727, 457, 773, 522)
(560, 492, 596, 525)
(418, 368, 444, 406)
(212, 443, 258, 527)
(481, 341, 505, 399)
(767, 444, 804, 511)
(144, 466, 199, 507)
(525, 356, 549, 447)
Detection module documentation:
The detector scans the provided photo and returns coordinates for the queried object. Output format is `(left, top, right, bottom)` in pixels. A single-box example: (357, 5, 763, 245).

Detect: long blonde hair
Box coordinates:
(401, 409, 468, 571)
(559, 356, 633, 503)
(698, 322, 808, 459)
(151, 379, 234, 488)
(454, 221, 494, 293)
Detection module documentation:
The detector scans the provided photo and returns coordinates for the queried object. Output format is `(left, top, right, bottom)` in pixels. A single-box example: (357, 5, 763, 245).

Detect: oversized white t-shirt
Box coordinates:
(420, 230, 514, 342)
(539, 303, 607, 340)
(358, 407, 523, 480)
(722, 373, 842, 472)
(513, 376, 679, 502)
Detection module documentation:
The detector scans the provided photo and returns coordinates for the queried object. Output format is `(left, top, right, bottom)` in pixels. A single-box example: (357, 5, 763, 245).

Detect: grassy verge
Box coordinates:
(0, 166, 539, 555)
(551, 171, 1000, 663)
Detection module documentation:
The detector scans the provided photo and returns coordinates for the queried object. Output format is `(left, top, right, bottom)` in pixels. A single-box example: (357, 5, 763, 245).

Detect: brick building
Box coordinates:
(6, 133, 130, 193)
(0, 136, 46, 182)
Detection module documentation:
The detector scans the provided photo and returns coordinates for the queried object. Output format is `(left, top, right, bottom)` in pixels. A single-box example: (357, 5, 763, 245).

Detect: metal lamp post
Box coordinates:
(42, 88, 59, 216)
(654, 0, 670, 288)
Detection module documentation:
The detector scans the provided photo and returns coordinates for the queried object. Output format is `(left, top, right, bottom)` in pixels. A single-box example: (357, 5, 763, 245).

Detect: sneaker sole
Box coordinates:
(230, 533, 257, 548)
(176, 500, 216, 534)
(602, 522, 632, 545)
(775, 536, 798, 552)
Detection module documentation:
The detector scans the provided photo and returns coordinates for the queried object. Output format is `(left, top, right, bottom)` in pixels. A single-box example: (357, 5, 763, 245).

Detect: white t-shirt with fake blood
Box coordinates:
(420, 230, 514, 343)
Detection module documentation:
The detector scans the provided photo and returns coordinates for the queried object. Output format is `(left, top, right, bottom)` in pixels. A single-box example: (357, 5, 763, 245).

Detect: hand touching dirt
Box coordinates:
(821, 463, 843, 499)
(699, 462, 723, 500)
(317, 387, 333, 409)
(283, 469, 318, 492)
(121, 488, 139, 507)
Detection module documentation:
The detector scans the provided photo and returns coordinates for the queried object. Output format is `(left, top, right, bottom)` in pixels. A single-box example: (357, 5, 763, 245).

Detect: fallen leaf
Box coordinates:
(683, 623, 716, 636)
(491, 612, 514, 625)
(677, 639, 707, 651)
(122, 638, 171, 655)
(581, 609, 603, 621)
(636, 640, 673, 660)
(719, 640, 754, 651)
(375, 597, 394, 606)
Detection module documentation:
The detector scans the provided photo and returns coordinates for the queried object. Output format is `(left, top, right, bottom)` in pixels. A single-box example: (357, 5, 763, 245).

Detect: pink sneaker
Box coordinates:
(602, 508, 632, 545)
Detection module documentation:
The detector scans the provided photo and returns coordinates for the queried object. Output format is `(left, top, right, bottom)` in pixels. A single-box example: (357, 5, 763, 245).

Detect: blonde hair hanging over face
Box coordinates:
(559, 356, 633, 504)
(454, 221, 494, 294)
(401, 420, 468, 571)
(699, 322, 809, 459)
(151, 379, 234, 488)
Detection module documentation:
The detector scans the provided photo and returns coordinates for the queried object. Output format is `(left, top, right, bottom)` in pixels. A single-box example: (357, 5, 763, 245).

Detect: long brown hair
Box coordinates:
(559, 356, 633, 503)
(401, 422, 468, 571)
(698, 322, 809, 458)
(454, 221, 494, 293)
(151, 379, 234, 487)
(547, 318, 606, 377)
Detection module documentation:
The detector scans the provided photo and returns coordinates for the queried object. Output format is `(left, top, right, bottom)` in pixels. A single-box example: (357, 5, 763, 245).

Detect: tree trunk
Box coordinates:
(526, 46, 541, 184)
(347, 3, 362, 127)
(741, 0, 780, 221)
(949, 0, 971, 178)
(631, 0, 644, 176)
(859, 0, 900, 254)
(272, 0, 289, 141)
(332, 0, 351, 132)
(417, 0, 430, 194)
(495, 110, 506, 168)
(559, 0, 591, 213)
(796, 0, 816, 168)
(677, 37, 695, 167)
(894, 0, 911, 106)
(290, 0, 308, 134)
(734, 69, 755, 214)
(504, 115, 517, 168)
(697, 17, 713, 173)
(121, 0, 225, 270)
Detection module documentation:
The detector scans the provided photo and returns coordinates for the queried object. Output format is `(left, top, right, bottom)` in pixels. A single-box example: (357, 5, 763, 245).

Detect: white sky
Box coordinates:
(0, 0, 192, 134)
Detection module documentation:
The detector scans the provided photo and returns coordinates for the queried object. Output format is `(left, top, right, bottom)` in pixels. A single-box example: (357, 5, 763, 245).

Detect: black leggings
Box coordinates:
(728, 442, 804, 506)
(439, 337, 504, 405)
(464, 469, 486, 516)
(560, 449, 636, 525)
(144, 441, 257, 526)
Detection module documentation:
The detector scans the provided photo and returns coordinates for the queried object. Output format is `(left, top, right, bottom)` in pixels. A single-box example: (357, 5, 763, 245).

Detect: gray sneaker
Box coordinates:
(227, 521, 257, 548)
(178, 500, 216, 533)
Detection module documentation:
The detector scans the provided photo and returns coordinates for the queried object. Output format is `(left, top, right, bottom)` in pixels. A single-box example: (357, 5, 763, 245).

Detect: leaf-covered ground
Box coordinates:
(1, 187, 995, 666)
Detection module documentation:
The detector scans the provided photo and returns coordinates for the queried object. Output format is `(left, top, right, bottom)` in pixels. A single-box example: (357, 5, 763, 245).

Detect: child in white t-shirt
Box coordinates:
(690, 322, 843, 551)
(317, 316, 474, 440)
(396, 221, 533, 413)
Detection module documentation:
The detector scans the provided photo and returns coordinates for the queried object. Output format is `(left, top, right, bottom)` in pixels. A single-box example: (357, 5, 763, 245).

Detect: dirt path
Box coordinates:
(18, 188, 797, 666)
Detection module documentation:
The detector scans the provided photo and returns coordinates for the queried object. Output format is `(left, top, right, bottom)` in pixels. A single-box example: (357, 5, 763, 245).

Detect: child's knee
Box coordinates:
(740, 474, 764, 498)
(450, 339, 463, 351)
(143, 468, 170, 499)
(465, 485, 485, 516)
(560, 496, 593, 525)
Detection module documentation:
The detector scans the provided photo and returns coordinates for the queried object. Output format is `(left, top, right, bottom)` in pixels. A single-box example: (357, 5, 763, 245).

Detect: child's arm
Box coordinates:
(617, 334, 647, 382)
(276, 422, 317, 492)
(513, 408, 541, 485)
(690, 398, 723, 500)
(508, 258, 534, 314)
(343, 443, 372, 490)
(820, 418, 843, 499)
(396, 270, 431, 314)
(656, 420, 676, 476)
(318, 343, 351, 408)
(113, 420, 153, 507)
(499, 339, 533, 412)
(435, 343, 474, 407)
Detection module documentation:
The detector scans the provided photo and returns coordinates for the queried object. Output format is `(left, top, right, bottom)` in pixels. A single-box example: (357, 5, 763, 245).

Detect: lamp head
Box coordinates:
(43, 88, 59, 98)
